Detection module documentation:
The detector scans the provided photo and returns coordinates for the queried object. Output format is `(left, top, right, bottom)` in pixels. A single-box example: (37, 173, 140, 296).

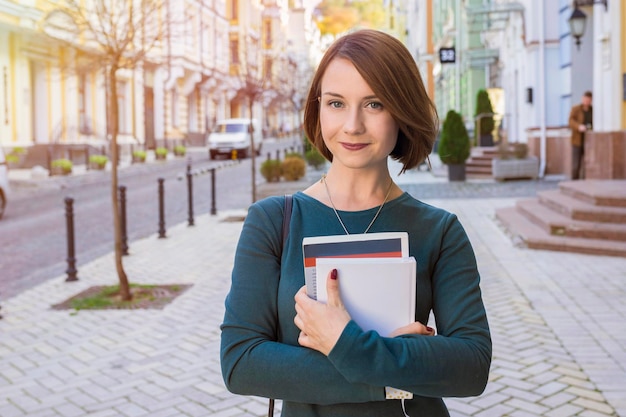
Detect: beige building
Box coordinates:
(0, 0, 315, 165)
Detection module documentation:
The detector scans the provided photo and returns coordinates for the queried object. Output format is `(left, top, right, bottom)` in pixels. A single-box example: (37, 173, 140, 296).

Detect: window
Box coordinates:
(230, 0, 238, 21)
(230, 38, 239, 65)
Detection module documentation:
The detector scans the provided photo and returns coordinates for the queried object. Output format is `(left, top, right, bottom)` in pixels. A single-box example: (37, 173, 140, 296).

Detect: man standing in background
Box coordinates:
(568, 91, 593, 180)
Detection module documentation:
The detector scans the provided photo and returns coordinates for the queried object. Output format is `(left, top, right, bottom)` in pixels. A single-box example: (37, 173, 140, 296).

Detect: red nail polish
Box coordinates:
(426, 326, 433, 332)
(331, 269, 338, 280)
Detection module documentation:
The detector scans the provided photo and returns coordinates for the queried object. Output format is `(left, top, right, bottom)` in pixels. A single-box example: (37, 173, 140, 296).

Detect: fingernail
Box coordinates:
(426, 326, 433, 332)
(331, 269, 337, 280)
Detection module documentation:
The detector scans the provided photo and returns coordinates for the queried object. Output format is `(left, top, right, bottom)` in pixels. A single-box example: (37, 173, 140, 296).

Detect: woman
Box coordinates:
(221, 29, 491, 416)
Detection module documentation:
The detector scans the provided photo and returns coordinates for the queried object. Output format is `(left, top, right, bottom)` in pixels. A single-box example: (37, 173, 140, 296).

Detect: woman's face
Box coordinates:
(319, 58, 399, 171)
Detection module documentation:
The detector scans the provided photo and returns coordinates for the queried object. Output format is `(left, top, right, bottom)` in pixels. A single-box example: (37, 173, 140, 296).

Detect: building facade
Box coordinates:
(0, 0, 315, 160)
(408, 0, 624, 178)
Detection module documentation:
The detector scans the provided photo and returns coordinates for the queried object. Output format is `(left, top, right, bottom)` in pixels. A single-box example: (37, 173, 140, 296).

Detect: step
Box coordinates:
(467, 159, 492, 168)
(538, 189, 626, 223)
(496, 206, 626, 257)
(471, 155, 496, 161)
(516, 198, 626, 241)
(559, 180, 626, 208)
(466, 166, 493, 175)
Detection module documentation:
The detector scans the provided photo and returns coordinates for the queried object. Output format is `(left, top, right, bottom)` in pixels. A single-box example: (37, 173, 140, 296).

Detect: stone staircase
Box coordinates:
(495, 180, 626, 257)
(466, 146, 497, 177)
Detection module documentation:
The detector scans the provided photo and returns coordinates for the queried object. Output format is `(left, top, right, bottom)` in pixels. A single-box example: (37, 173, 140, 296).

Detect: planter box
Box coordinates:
(89, 162, 106, 170)
(447, 163, 466, 181)
(492, 156, 539, 180)
(50, 166, 72, 176)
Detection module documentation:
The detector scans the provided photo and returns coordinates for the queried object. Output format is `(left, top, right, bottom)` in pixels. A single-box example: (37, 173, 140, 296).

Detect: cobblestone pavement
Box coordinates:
(1, 161, 624, 416)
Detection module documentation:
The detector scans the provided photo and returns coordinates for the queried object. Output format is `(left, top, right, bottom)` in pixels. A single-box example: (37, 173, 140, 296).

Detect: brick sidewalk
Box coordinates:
(1, 167, 625, 416)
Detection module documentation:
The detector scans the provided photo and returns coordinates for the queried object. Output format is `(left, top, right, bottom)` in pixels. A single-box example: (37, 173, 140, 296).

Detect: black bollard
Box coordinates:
(187, 170, 194, 226)
(275, 149, 280, 161)
(119, 186, 129, 255)
(158, 178, 166, 238)
(64, 197, 78, 282)
(210, 168, 217, 215)
(267, 152, 270, 162)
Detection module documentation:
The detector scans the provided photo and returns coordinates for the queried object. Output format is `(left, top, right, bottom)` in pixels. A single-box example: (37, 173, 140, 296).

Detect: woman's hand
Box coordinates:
(294, 268, 351, 356)
(389, 322, 435, 338)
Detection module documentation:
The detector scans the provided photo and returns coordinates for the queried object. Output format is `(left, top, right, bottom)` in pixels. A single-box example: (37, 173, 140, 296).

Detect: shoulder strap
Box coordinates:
(270, 194, 292, 416)
(282, 194, 293, 248)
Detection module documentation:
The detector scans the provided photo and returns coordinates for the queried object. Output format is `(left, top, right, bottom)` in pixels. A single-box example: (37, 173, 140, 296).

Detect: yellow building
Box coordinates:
(0, 0, 315, 164)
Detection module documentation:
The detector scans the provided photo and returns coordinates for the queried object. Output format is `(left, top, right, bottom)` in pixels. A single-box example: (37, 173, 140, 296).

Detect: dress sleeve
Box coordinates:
(220, 198, 383, 405)
(326, 213, 492, 398)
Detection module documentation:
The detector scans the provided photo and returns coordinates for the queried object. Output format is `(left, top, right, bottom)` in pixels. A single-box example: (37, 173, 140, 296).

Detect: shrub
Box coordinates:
(305, 148, 327, 170)
(132, 150, 147, 159)
(284, 151, 303, 160)
(474, 89, 495, 143)
(155, 147, 168, 157)
(260, 159, 282, 182)
(6, 154, 20, 164)
(173, 145, 186, 156)
(281, 156, 306, 181)
(51, 158, 73, 172)
(438, 110, 470, 165)
(12, 147, 26, 155)
(89, 154, 109, 166)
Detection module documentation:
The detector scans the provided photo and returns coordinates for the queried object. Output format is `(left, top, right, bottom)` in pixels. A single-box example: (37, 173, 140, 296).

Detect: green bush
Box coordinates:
(173, 145, 186, 156)
(12, 147, 26, 155)
(132, 150, 147, 160)
(474, 89, 495, 138)
(260, 159, 282, 182)
(155, 147, 168, 156)
(89, 154, 108, 166)
(305, 148, 327, 170)
(438, 110, 470, 165)
(51, 158, 73, 172)
(281, 156, 306, 181)
(6, 154, 20, 164)
(284, 151, 303, 160)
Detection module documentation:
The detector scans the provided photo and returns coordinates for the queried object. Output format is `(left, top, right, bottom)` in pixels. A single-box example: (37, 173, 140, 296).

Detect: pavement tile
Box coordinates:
(2, 166, 626, 416)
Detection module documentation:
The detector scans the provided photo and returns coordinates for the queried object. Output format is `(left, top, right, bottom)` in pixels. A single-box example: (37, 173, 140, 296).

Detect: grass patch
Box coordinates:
(52, 283, 192, 311)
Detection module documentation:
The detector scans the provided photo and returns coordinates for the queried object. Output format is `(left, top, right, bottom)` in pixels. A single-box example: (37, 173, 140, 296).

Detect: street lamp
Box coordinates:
(568, 0, 608, 50)
(568, 7, 586, 50)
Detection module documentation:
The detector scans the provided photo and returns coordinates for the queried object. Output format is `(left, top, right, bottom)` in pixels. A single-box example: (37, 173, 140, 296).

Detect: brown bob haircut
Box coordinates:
(303, 29, 439, 173)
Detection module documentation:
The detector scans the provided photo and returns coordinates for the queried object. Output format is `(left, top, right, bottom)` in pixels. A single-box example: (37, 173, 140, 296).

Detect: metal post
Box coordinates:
(47, 148, 52, 177)
(210, 168, 217, 215)
(267, 152, 270, 162)
(275, 149, 280, 161)
(119, 186, 129, 255)
(158, 178, 166, 238)
(64, 197, 78, 282)
(187, 169, 194, 226)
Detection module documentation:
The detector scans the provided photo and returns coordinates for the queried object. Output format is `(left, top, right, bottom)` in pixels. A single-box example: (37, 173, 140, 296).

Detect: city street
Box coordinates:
(0, 138, 302, 299)
(0, 164, 624, 416)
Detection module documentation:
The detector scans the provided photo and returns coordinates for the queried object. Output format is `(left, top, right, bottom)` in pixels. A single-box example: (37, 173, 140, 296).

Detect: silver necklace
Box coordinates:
(321, 174, 393, 235)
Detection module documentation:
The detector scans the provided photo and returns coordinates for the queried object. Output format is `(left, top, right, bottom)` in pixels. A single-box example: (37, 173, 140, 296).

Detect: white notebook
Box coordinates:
(315, 256, 416, 337)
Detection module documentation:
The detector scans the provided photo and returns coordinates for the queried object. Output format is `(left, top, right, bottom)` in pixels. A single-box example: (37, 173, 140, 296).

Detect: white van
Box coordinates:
(207, 118, 263, 160)
(0, 148, 11, 220)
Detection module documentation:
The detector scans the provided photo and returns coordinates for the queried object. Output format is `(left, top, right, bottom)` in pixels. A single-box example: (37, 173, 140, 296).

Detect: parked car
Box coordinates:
(0, 148, 11, 220)
(207, 118, 263, 160)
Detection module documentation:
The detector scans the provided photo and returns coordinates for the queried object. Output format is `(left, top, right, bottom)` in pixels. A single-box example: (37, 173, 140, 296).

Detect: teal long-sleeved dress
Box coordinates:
(220, 192, 491, 416)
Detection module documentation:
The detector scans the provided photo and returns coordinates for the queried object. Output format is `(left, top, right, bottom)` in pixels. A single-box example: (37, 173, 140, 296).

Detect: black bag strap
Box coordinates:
(269, 194, 293, 416)
(282, 194, 293, 248)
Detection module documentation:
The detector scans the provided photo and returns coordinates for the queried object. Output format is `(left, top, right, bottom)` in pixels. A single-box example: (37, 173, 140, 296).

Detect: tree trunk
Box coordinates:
(109, 65, 132, 301)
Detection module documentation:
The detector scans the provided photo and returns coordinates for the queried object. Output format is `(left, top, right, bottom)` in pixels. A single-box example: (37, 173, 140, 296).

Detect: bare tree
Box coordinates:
(43, 0, 167, 301)
(235, 37, 273, 204)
